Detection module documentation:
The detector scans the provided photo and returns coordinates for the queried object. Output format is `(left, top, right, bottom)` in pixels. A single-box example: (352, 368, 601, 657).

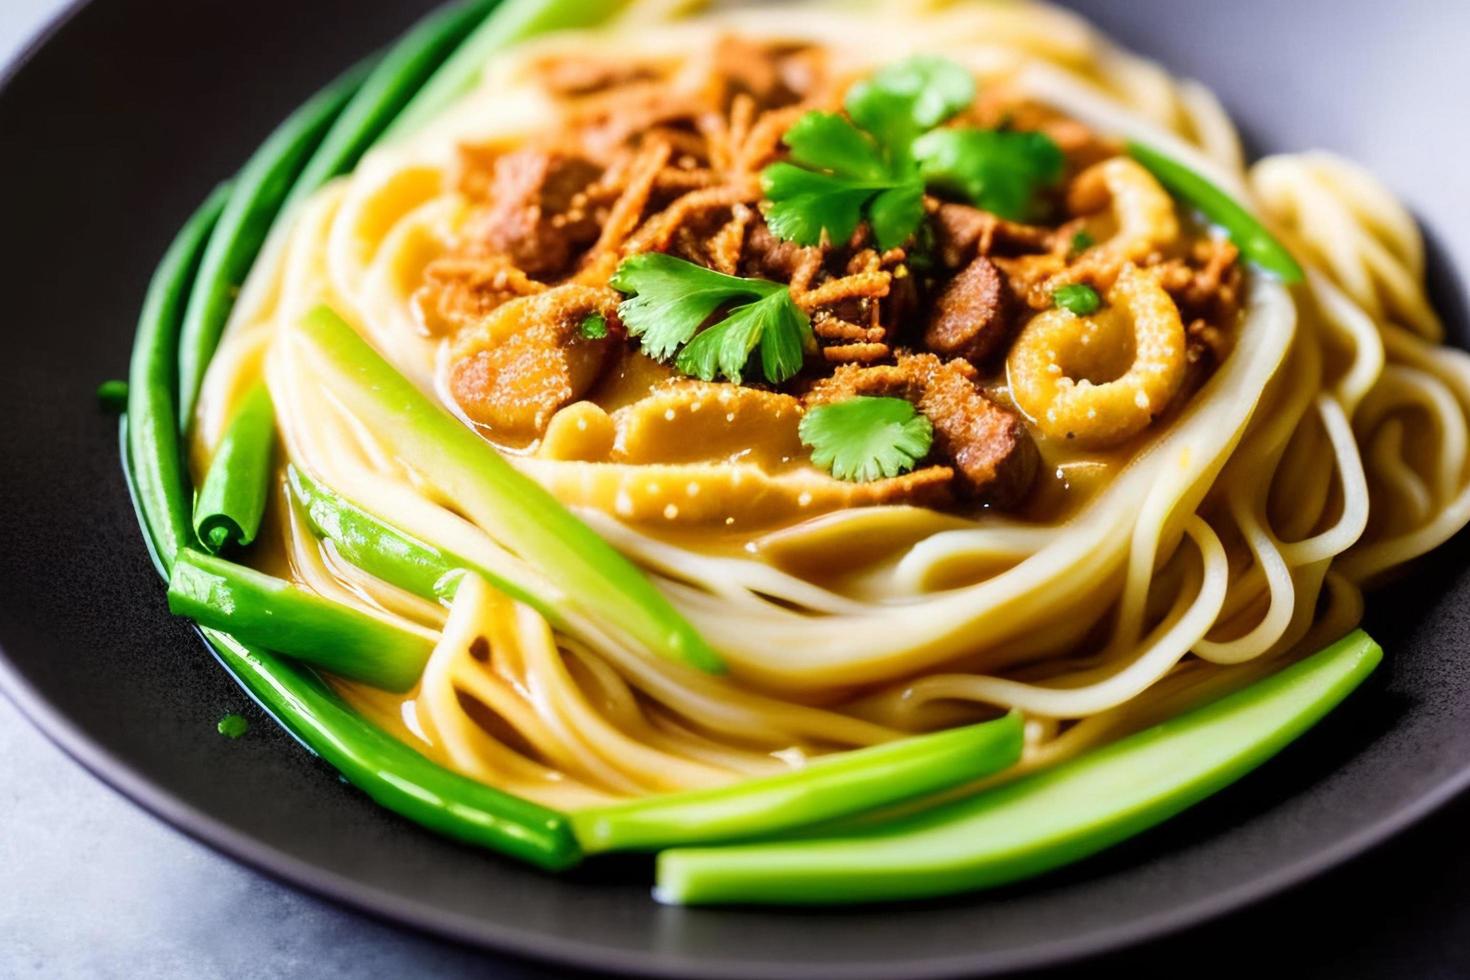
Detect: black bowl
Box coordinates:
(2, 1, 1468, 977)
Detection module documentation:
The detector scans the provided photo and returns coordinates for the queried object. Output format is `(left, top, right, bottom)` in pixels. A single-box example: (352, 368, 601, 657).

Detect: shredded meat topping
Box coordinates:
(414, 35, 1245, 516)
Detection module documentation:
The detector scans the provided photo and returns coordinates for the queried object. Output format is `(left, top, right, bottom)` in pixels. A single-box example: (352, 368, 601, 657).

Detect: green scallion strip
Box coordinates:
(1127, 140, 1304, 284)
(133, 401, 612, 869)
(167, 549, 434, 692)
(175, 63, 371, 429)
(193, 384, 276, 554)
(122, 0, 611, 872)
(289, 465, 460, 600)
(384, 0, 631, 142)
(297, 305, 723, 674)
(288, 465, 572, 622)
(572, 713, 1023, 853)
(204, 628, 580, 869)
(656, 630, 1381, 905)
(128, 186, 232, 572)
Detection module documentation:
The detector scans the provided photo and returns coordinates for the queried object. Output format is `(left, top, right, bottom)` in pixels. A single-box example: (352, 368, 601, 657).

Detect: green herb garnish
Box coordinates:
(1070, 229, 1096, 255)
(799, 396, 934, 482)
(217, 713, 250, 739)
(610, 253, 812, 385)
(96, 379, 129, 413)
(912, 128, 1064, 221)
(1053, 283, 1101, 315)
(579, 311, 608, 339)
(762, 55, 1063, 248)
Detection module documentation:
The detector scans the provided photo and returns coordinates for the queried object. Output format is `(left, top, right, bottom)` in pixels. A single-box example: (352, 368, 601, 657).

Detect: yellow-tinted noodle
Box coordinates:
(190, 0, 1470, 811)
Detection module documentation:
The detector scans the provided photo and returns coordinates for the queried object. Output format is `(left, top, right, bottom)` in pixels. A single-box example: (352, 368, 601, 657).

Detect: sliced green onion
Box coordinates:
(204, 628, 580, 869)
(385, 0, 632, 142)
(296, 305, 723, 674)
(129, 186, 233, 572)
(193, 384, 276, 554)
(656, 630, 1381, 905)
(288, 465, 571, 625)
(123, 1, 616, 871)
(167, 548, 434, 692)
(1127, 140, 1304, 284)
(579, 311, 609, 339)
(572, 713, 1022, 853)
(176, 64, 370, 429)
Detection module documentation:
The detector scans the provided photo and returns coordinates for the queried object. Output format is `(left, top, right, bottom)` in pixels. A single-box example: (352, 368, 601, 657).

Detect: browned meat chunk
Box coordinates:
(472, 149, 604, 279)
(808, 353, 1037, 506)
(449, 285, 619, 443)
(924, 255, 1012, 364)
(929, 201, 1052, 268)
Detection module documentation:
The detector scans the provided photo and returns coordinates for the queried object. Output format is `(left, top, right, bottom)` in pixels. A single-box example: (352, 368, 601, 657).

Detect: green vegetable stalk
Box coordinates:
(128, 185, 232, 574)
(656, 630, 1381, 905)
(167, 549, 434, 692)
(176, 66, 371, 429)
(288, 465, 567, 623)
(296, 305, 723, 674)
(572, 713, 1022, 852)
(204, 628, 580, 870)
(289, 465, 463, 601)
(1127, 140, 1304, 284)
(123, 0, 628, 872)
(193, 383, 276, 554)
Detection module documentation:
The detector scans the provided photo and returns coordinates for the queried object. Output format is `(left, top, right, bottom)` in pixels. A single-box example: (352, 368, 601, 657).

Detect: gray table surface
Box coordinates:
(3, 3, 1470, 979)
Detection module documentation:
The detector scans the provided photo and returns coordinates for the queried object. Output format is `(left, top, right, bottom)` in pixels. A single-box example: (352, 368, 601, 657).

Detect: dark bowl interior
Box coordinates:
(1, 1, 1468, 978)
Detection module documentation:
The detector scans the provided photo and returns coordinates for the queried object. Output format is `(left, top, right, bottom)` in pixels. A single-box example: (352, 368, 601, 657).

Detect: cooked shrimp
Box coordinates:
(1068, 156, 1179, 274)
(1007, 264, 1187, 448)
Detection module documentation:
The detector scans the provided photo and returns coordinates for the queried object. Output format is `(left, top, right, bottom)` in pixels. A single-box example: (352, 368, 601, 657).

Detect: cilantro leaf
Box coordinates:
(762, 162, 897, 247)
(763, 112, 924, 250)
(799, 396, 934, 483)
(867, 182, 928, 253)
(912, 128, 1065, 221)
(611, 253, 813, 385)
(845, 55, 976, 157)
(610, 252, 778, 360)
(762, 55, 1064, 250)
(783, 111, 889, 180)
(762, 62, 972, 251)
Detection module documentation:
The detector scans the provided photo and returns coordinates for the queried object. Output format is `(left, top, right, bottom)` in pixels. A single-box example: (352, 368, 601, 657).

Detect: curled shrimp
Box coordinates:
(1007, 264, 1187, 449)
(1069, 156, 1179, 269)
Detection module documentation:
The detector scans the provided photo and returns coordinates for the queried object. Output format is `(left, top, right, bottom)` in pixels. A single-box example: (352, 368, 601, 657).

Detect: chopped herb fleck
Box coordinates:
(217, 713, 249, 739)
(579, 311, 608, 339)
(97, 379, 129, 413)
(1053, 283, 1101, 315)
